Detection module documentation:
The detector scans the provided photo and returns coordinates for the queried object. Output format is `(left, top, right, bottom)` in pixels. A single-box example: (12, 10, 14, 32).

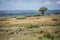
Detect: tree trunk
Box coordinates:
(42, 12, 44, 16)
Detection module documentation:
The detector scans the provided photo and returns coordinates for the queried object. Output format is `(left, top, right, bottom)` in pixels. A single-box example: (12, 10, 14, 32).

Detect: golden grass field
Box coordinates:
(0, 14, 60, 40)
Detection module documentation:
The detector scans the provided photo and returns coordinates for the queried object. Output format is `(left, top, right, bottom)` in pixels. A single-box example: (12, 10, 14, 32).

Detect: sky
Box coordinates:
(0, 0, 60, 10)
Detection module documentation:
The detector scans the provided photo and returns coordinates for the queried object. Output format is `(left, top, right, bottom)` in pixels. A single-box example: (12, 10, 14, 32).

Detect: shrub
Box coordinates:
(54, 30, 60, 34)
(51, 19, 57, 21)
(43, 33, 52, 39)
(0, 18, 7, 21)
(32, 14, 41, 17)
(55, 13, 60, 15)
(16, 17, 26, 20)
(9, 32, 14, 34)
(25, 15, 32, 17)
(27, 24, 39, 29)
(40, 31, 44, 34)
(38, 37, 42, 39)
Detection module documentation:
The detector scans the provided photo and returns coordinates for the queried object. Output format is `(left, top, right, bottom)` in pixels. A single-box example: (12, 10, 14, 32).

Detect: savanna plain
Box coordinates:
(0, 14, 60, 40)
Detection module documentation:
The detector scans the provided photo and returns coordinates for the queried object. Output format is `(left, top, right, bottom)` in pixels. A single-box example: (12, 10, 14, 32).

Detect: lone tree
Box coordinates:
(39, 7, 48, 15)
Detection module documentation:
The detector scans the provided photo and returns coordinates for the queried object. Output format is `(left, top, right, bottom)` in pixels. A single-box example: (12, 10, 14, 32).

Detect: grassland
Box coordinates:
(0, 14, 60, 40)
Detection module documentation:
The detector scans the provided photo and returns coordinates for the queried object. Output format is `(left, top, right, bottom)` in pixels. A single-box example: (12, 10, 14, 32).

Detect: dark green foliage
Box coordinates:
(39, 7, 48, 15)
(38, 37, 42, 39)
(25, 14, 41, 17)
(0, 18, 7, 21)
(51, 36, 54, 40)
(55, 13, 60, 15)
(27, 24, 39, 29)
(9, 32, 14, 34)
(43, 33, 52, 39)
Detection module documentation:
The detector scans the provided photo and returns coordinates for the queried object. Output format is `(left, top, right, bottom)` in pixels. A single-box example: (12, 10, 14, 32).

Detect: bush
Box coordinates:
(25, 15, 32, 17)
(51, 19, 57, 21)
(9, 32, 14, 34)
(26, 24, 39, 29)
(0, 18, 7, 21)
(25, 14, 41, 17)
(16, 17, 26, 20)
(54, 29, 60, 34)
(55, 13, 60, 15)
(38, 37, 42, 39)
(32, 14, 41, 17)
(43, 33, 52, 39)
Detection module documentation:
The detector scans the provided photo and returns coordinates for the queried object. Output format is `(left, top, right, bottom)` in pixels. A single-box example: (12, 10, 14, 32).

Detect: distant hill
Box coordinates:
(0, 10, 60, 14)
(0, 10, 60, 17)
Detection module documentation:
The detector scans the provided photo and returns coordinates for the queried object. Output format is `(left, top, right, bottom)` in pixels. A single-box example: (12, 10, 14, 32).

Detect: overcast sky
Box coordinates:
(0, 0, 60, 10)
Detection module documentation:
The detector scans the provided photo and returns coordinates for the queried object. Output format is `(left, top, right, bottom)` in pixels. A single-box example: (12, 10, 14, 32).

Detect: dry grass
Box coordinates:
(0, 14, 60, 27)
(0, 14, 60, 40)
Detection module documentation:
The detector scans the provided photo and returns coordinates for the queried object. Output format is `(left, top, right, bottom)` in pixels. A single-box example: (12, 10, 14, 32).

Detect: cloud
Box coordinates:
(9, 2, 24, 6)
(56, 1, 60, 4)
(34, 3, 38, 6)
(43, 1, 51, 4)
(15, 3, 23, 6)
(9, 2, 13, 5)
